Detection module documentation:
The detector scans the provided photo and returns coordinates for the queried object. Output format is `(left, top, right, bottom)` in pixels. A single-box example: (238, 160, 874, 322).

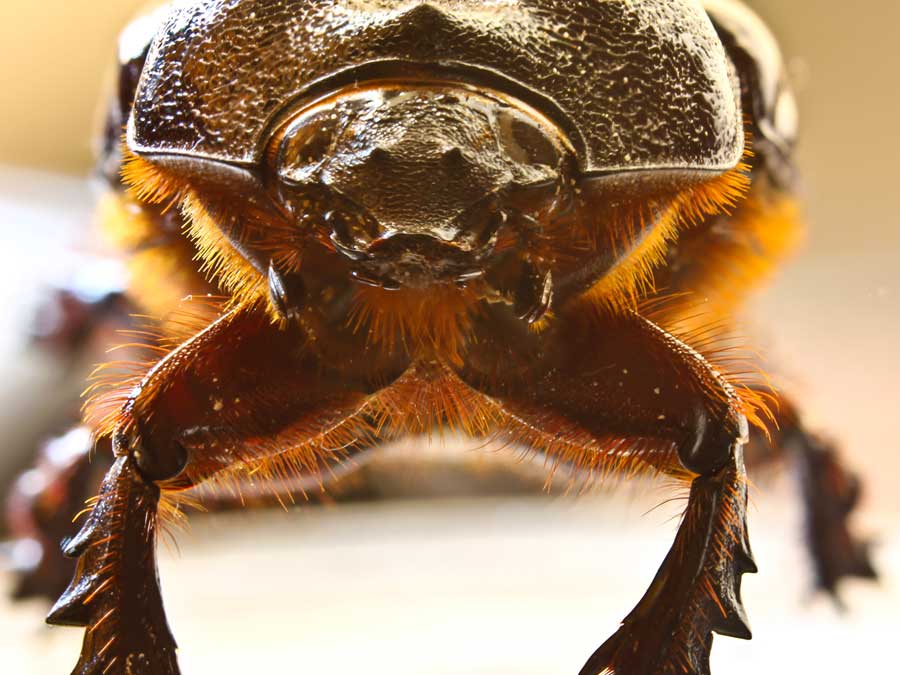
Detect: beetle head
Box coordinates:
(121, 0, 751, 329)
(267, 83, 575, 289)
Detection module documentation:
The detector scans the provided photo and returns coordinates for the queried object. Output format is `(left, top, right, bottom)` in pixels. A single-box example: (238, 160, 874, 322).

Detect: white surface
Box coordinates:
(2, 481, 895, 674)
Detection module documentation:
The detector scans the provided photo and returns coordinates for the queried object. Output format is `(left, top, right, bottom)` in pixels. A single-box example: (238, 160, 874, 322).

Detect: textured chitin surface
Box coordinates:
(130, 0, 743, 174)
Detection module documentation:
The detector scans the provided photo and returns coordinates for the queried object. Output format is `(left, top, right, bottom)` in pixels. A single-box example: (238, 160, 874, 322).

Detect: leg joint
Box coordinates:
(678, 405, 748, 475)
(115, 425, 188, 484)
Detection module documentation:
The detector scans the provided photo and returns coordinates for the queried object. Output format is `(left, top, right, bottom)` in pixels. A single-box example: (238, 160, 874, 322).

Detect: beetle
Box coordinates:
(4, 1, 876, 673)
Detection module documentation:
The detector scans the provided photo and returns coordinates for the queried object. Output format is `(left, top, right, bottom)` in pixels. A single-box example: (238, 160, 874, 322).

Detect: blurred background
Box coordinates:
(0, 1, 897, 673)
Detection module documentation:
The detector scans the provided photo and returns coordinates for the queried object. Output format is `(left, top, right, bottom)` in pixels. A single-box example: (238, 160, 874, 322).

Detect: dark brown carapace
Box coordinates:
(4, 1, 876, 674)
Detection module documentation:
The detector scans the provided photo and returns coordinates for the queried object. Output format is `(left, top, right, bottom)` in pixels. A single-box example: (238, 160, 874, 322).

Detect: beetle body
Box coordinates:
(122, 0, 758, 365)
(3, 2, 875, 674)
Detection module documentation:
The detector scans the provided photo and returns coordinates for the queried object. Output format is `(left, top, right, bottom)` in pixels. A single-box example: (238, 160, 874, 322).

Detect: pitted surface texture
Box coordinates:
(130, 0, 743, 174)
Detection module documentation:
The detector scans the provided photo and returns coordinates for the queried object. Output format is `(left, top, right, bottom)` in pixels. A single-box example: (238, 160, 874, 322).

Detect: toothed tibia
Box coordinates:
(580, 447, 756, 675)
(47, 456, 179, 675)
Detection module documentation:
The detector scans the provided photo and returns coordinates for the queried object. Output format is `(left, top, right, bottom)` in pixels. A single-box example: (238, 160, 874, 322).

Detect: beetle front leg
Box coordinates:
(48, 302, 403, 674)
(579, 445, 754, 675)
(461, 308, 758, 674)
(47, 450, 177, 675)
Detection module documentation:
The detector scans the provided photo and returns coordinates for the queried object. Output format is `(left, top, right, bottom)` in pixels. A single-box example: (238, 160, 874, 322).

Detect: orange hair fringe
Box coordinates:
(585, 148, 753, 315)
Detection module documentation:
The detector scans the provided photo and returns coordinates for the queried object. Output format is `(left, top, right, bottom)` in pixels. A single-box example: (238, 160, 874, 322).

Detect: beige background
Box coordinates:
(0, 2, 897, 674)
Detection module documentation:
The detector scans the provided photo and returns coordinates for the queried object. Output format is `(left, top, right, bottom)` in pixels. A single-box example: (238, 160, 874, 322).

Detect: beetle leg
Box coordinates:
(48, 302, 405, 675)
(791, 431, 877, 600)
(460, 307, 757, 675)
(639, 167, 876, 600)
(578, 446, 753, 675)
(47, 451, 177, 675)
(743, 396, 877, 600)
(3, 423, 368, 610)
(4, 428, 111, 602)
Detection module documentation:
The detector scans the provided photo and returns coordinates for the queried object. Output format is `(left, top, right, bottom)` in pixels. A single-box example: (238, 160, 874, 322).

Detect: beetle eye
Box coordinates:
(496, 111, 560, 168)
(273, 111, 341, 184)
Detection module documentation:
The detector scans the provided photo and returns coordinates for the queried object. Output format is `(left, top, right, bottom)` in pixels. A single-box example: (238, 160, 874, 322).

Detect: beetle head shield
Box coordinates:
(267, 84, 573, 288)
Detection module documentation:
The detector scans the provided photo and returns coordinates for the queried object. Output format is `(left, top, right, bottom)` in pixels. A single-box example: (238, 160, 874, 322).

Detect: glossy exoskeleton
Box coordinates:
(5, 1, 877, 673)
